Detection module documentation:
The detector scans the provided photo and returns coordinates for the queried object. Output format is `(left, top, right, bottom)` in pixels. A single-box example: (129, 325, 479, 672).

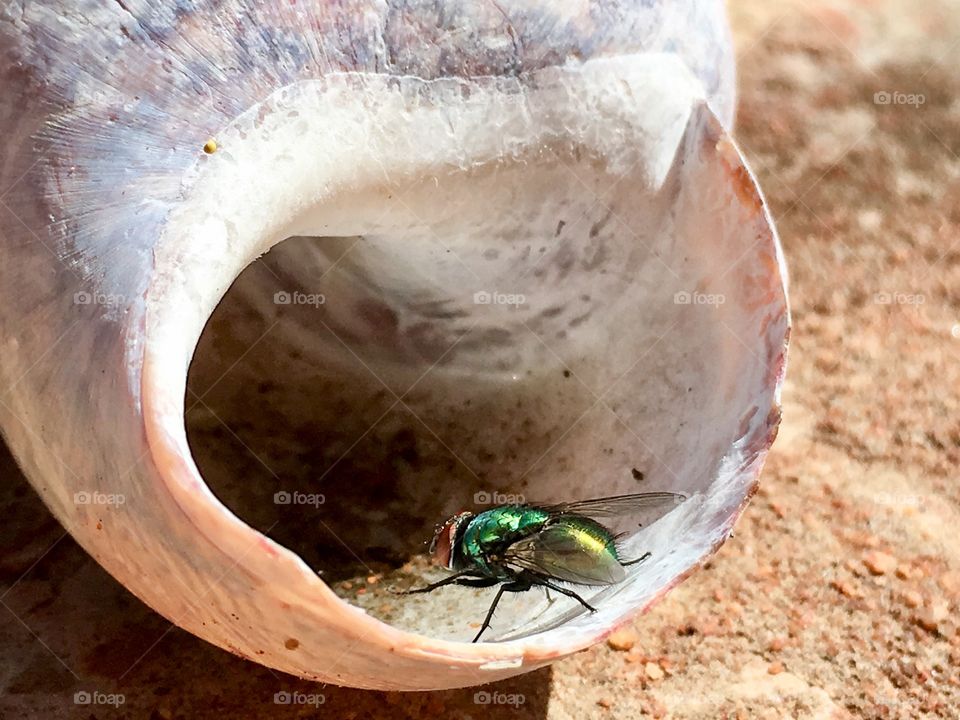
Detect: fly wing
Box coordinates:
(503, 524, 626, 586)
(541, 492, 686, 522)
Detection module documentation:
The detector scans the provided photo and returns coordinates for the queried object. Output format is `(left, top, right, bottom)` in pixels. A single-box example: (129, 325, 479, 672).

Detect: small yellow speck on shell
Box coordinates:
(203, 139, 217, 154)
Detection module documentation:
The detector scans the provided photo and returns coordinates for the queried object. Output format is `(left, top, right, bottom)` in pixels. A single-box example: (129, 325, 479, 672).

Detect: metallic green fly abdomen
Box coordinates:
(402, 491, 686, 642)
(514, 515, 627, 586)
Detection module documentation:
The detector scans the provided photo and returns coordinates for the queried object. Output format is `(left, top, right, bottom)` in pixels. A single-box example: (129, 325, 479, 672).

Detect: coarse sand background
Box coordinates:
(2, 0, 959, 717)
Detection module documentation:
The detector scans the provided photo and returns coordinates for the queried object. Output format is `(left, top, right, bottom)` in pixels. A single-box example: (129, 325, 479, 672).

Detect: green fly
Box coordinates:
(396, 492, 685, 642)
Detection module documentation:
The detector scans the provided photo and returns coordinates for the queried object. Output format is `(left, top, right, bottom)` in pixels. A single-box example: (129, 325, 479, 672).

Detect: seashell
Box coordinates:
(0, 0, 788, 690)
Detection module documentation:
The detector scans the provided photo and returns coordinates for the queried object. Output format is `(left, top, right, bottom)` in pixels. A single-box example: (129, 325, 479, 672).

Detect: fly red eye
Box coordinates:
(428, 511, 471, 569)
(430, 521, 454, 569)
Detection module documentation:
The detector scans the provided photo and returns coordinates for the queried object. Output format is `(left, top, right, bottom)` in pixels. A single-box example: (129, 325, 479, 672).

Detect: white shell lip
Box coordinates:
(135, 53, 789, 689)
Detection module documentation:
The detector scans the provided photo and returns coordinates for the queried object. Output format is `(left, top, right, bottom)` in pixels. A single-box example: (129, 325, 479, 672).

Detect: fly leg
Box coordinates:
(390, 569, 480, 595)
(455, 577, 501, 589)
(473, 580, 530, 643)
(543, 587, 556, 607)
(621, 551, 652, 567)
(532, 578, 597, 613)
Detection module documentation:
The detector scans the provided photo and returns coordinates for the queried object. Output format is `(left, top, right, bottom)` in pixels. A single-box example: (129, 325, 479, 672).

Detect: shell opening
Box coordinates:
(142, 58, 786, 666)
